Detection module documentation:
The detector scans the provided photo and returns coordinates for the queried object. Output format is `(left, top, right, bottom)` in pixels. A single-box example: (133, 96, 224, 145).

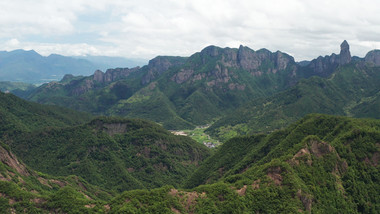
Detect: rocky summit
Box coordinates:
(339, 40, 351, 65)
(365, 49, 380, 66)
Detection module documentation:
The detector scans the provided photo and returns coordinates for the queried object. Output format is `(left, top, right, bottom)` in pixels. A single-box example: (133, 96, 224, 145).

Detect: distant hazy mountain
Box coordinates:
(0, 50, 95, 83)
(0, 49, 146, 84)
(73, 55, 147, 71)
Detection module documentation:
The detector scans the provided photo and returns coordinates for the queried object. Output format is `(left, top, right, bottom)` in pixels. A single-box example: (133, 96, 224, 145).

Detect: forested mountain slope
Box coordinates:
(8, 117, 211, 193)
(1, 114, 379, 213)
(207, 60, 380, 141)
(0, 92, 92, 138)
(110, 114, 380, 213)
(28, 43, 333, 130)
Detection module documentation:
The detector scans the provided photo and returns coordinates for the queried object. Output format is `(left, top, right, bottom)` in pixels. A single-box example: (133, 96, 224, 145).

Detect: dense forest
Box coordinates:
(1, 41, 380, 213)
(1, 113, 379, 213)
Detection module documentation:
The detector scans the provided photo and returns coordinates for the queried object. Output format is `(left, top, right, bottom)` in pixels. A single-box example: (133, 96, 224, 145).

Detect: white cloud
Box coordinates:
(1, 0, 380, 60)
(5, 38, 20, 47)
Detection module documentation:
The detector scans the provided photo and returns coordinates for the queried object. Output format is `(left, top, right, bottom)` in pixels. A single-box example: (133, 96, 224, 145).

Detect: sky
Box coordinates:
(1, 0, 380, 61)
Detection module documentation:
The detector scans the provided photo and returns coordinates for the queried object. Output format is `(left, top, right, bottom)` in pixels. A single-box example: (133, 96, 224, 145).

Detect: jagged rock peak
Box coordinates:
(339, 40, 351, 65)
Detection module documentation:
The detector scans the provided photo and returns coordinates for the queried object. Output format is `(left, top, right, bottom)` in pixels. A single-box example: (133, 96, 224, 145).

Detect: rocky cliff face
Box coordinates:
(69, 67, 139, 95)
(306, 40, 352, 77)
(170, 45, 296, 86)
(141, 56, 187, 85)
(307, 54, 339, 76)
(0, 145, 30, 176)
(339, 40, 351, 65)
(237, 46, 270, 70)
(365, 50, 380, 66)
(201, 45, 295, 72)
(94, 67, 140, 84)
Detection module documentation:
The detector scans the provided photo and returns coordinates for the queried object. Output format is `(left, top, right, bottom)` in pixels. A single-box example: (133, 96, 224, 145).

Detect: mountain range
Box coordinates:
(0, 49, 146, 83)
(1, 40, 380, 213)
(26, 41, 380, 135)
(207, 53, 380, 141)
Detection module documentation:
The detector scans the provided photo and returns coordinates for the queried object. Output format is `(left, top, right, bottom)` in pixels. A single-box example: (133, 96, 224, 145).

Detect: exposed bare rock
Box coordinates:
(275, 51, 293, 70)
(365, 50, 380, 66)
(236, 185, 247, 196)
(252, 179, 261, 189)
(104, 67, 139, 82)
(297, 189, 312, 212)
(309, 140, 334, 158)
(306, 41, 352, 77)
(290, 148, 312, 166)
(267, 166, 283, 185)
(237, 45, 262, 70)
(0, 146, 29, 176)
(50, 179, 66, 187)
(93, 70, 104, 82)
(339, 40, 351, 65)
(93, 68, 138, 84)
(306, 54, 339, 77)
(85, 204, 96, 208)
(142, 56, 187, 84)
(37, 177, 52, 188)
(171, 69, 195, 84)
(70, 79, 94, 96)
(237, 45, 295, 74)
(221, 49, 238, 67)
(201, 45, 220, 58)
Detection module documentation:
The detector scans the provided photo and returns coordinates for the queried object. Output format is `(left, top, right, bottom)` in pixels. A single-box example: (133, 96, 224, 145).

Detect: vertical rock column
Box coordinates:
(339, 40, 351, 65)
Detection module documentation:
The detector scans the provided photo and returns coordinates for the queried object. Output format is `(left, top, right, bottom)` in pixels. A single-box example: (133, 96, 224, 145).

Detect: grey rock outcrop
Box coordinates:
(93, 70, 104, 82)
(306, 40, 352, 77)
(339, 40, 351, 65)
(200, 45, 220, 58)
(307, 54, 339, 76)
(141, 56, 187, 85)
(237, 45, 293, 71)
(365, 50, 380, 66)
(93, 67, 138, 84)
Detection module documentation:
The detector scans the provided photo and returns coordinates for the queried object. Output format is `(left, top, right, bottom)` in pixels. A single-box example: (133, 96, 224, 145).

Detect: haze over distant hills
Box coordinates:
(73, 55, 147, 71)
(0, 49, 147, 84)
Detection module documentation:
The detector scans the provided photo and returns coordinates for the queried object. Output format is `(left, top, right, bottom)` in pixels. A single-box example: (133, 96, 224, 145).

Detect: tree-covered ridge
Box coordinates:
(1, 114, 379, 213)
(9, 117, 211, 193)
(0, 141, 113, 213)
(0, 81, 36, 98)
(207, 62, 380, 141)
(0, 92, 92, 137)
(108, 114, 380, 213)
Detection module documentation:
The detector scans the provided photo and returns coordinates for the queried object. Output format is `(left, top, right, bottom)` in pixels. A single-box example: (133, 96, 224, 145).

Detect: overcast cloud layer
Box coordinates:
(1, 0, 380, 61)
